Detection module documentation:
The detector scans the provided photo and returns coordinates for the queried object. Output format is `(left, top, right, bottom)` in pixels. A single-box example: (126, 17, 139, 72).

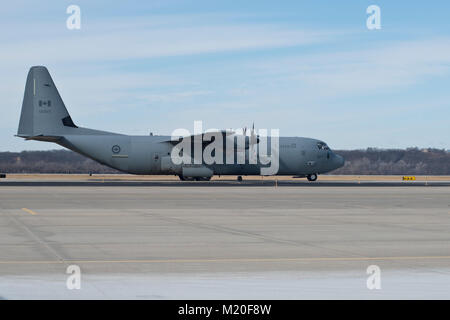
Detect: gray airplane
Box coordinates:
(17, 66, 344, 181)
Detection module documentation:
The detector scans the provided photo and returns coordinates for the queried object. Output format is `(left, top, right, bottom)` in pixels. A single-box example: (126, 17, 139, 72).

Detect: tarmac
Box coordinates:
(0, 179, 449, 299)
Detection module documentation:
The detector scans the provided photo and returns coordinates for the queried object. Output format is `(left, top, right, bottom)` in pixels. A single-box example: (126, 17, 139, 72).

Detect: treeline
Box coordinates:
(0, 150, 119, 174)
(0, 148, 449, 175)
(332, 148, 450, 175)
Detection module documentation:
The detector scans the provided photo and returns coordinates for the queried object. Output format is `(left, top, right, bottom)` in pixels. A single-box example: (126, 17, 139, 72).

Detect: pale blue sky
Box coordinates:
(1, 1, 449, 151)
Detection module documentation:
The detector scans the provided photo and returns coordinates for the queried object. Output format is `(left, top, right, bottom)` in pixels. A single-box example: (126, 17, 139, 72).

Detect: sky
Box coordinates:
(1, 0, 449, 151)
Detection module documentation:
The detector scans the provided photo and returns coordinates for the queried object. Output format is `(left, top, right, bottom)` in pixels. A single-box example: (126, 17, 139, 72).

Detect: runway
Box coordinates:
(0, 182, 449, 298)
(1, 179, 449, 187)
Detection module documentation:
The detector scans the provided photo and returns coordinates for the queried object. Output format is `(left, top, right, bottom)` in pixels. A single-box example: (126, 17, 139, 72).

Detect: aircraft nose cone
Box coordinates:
(334, 154, 345, 168)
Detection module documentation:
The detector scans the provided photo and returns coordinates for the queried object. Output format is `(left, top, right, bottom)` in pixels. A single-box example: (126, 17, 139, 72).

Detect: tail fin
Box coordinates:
(17, 66, 78, 138)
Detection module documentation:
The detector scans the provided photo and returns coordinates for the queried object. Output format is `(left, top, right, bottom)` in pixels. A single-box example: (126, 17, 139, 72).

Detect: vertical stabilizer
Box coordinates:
(17, 66, 77, 138)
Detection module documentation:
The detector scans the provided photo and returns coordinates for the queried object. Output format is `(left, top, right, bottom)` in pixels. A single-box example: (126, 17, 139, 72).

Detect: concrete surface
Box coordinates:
(0, 183, 449, 299)
(3, 173, 450, 181)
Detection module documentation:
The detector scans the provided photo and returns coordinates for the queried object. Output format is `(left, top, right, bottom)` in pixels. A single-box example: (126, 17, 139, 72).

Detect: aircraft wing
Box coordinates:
(164, 130, 235, 145)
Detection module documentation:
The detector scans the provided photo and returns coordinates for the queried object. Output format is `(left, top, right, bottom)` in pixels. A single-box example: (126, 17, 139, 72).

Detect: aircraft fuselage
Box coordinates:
(56, 134, 344, 176)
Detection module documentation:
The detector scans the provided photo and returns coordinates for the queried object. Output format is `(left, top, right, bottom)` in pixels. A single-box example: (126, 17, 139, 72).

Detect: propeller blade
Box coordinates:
(250, 122, 257, 145)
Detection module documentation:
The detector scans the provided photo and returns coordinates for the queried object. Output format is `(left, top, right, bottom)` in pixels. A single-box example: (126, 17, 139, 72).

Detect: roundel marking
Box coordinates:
(112, 145, 121, 154)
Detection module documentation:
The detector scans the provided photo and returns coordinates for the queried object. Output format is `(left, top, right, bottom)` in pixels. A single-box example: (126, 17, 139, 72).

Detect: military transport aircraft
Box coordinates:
(16, 66, 344, 181)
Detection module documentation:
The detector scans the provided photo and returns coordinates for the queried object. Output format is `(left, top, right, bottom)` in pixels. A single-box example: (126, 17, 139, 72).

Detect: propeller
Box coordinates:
(250, 122, 257, 145)
(248, 122, 263, 164)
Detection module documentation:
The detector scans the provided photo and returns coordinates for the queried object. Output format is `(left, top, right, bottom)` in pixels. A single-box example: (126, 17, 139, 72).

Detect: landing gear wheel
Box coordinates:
(195, 177, 212, 181)
(237, 176, 243, 182)
(178, 175, 195, 181)
(307, 173, 318, 182)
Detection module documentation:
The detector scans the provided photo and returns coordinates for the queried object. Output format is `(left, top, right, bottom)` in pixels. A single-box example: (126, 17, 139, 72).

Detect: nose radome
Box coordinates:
(335, 154, 345, 168)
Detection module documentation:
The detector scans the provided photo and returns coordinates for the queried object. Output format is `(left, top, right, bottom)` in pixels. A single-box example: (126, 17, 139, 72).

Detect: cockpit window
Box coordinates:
(317, 142, 330, 150)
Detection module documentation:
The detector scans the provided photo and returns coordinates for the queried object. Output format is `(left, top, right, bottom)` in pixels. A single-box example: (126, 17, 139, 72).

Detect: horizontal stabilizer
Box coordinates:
(15, 134, 63, 142)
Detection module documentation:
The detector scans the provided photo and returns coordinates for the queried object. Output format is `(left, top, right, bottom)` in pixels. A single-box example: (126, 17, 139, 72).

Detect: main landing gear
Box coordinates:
(178, 175, 211, 181)
(307, 173, 318, 182)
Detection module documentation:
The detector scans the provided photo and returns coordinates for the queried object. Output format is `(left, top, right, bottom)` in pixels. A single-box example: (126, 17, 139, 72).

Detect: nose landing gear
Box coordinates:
(307, 173, 318, 182)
